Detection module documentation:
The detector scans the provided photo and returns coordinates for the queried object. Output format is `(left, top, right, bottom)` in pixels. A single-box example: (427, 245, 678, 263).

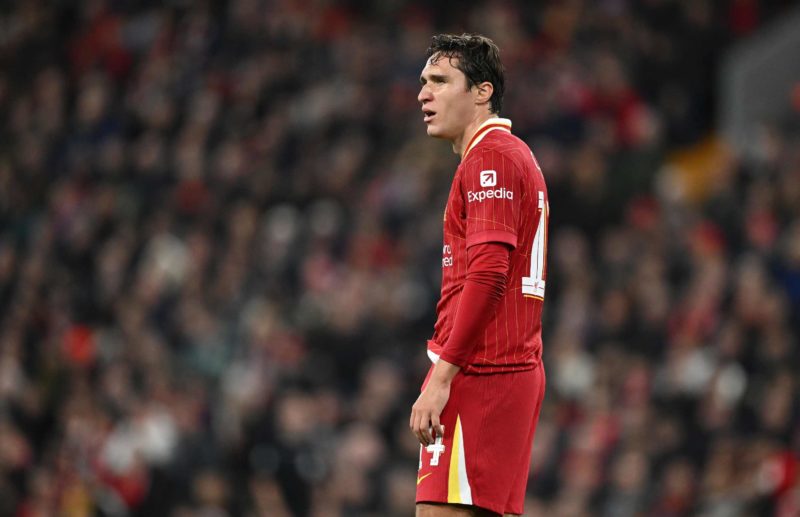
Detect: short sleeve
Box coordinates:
(460, 148, 520, 249)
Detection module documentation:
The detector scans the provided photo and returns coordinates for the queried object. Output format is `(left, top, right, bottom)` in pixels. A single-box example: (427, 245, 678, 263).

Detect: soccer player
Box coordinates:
(410, 34, 549, 517)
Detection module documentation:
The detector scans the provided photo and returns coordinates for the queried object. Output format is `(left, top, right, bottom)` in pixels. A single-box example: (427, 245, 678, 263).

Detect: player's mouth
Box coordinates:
(423, 109, 436, 123)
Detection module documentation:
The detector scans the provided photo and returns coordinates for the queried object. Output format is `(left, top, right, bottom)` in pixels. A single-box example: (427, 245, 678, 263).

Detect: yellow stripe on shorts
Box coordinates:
(447, 415, 472, 504)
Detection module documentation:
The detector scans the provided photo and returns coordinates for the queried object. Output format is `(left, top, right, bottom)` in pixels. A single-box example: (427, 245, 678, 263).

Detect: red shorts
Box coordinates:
(415, 365, 546, 515)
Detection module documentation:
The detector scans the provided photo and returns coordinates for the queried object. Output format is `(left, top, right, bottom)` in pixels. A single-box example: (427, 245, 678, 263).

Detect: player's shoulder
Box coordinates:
(467, 130, 533, 173)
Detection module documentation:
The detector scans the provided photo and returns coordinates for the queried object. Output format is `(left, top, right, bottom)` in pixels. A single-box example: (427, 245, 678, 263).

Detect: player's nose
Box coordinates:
(418, 84, 432, 104)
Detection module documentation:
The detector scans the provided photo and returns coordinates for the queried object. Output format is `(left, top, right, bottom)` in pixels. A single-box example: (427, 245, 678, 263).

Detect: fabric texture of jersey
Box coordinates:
(428, 118, 549, 374)
(415, 366, 546, 515)
(437, 242, 510, 368)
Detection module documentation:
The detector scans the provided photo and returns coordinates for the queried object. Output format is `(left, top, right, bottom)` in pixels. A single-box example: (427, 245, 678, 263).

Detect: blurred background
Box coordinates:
(1, 0, 799, 516)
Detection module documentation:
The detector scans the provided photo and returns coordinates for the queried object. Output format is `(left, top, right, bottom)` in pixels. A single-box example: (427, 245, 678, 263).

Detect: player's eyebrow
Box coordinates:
(419, 74, 447, 85)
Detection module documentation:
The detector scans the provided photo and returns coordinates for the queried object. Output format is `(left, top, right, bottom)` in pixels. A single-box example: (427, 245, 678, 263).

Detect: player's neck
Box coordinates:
(453, 112, 495, 159)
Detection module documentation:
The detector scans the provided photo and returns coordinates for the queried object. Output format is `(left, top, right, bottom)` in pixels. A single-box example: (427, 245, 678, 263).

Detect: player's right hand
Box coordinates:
(410, 381, 449, 446)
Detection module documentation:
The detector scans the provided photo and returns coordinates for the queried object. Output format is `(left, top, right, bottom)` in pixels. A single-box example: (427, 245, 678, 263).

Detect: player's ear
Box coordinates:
(474, 81, 494, 108)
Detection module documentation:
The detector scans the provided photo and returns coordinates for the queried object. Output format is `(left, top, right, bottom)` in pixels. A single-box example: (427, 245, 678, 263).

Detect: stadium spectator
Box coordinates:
(0, 1, 797, 515)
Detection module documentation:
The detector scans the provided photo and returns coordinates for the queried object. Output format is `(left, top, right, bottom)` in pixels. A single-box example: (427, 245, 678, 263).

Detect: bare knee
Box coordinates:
(416, 502, 499, 517)
(416, 503, 473, 517)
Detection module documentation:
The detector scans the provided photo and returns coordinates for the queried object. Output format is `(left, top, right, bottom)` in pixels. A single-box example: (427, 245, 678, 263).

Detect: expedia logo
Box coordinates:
(480, 170, 496, 187)
(467, 188, 514, 203)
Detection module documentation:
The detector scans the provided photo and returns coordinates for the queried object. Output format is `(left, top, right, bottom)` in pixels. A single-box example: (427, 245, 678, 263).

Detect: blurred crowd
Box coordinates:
(1, 0, 799, 516)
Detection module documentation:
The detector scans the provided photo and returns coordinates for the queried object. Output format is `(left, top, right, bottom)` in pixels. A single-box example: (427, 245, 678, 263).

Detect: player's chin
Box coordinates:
(425, 124, 446, 138)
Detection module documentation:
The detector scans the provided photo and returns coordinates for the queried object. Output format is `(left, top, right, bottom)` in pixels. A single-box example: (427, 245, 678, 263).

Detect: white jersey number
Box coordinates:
(522, 191, 548, 299)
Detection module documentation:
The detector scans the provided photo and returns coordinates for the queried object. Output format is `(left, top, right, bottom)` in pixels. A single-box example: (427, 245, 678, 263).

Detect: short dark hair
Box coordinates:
(426, 33, 505, 114)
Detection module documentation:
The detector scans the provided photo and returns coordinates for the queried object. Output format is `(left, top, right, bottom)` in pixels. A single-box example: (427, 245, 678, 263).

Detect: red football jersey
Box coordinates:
(427, 118, 549, 374)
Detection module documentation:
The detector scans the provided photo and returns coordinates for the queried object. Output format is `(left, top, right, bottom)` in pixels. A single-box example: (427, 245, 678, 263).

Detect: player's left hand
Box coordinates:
(410, 380, 450, 446)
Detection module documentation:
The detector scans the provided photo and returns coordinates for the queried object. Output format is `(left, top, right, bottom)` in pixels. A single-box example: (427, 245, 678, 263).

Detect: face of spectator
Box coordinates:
(418, 54, 483, 142)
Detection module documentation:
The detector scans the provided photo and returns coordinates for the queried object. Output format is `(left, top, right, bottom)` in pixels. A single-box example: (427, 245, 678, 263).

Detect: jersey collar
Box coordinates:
(462, 117, 512, 160)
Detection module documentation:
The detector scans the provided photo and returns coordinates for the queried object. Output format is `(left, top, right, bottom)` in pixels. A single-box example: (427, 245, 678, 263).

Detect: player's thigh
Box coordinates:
(416, 502, 498, 516)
